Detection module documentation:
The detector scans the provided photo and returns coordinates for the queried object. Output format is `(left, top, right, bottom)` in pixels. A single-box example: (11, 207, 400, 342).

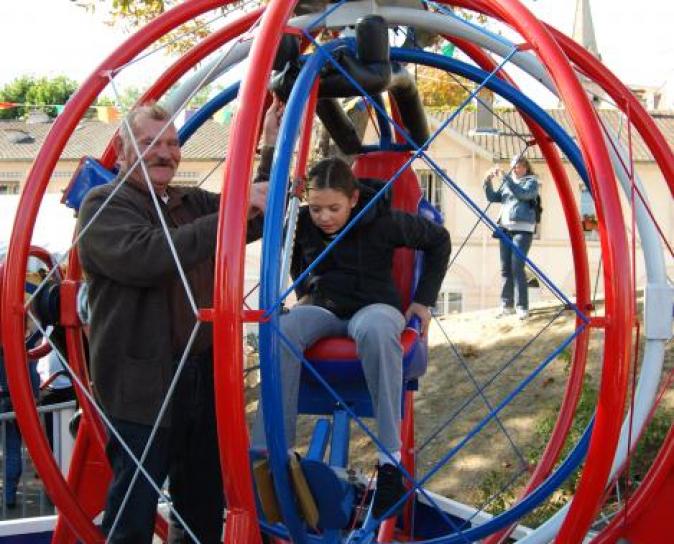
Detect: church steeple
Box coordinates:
(572, 0, 600, 59)
(567, 0, 606, 106)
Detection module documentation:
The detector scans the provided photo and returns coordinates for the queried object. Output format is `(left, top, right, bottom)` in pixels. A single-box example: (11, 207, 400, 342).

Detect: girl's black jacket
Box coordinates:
(290, 181, 451, 319)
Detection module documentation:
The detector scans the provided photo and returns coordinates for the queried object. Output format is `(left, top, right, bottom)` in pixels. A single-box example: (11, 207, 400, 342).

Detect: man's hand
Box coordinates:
(249, 182, 268, 218)
(261, 95, 284, 147)
(405, 302, 433, 337)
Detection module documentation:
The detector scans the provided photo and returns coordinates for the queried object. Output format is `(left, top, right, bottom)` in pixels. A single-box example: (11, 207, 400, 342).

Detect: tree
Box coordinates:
(80, 1, 474, 111)
(415, 65, 471, 110)
(0, 76, 79, 120)
(186, 84, 219, 109)
(96, 86, 142, 112)
(82, 1, 477, 55)
(77, 0, 261, 54)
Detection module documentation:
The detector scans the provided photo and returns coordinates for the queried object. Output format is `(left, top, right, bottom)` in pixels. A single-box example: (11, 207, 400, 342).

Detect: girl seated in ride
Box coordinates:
(252, 104, 451, 518)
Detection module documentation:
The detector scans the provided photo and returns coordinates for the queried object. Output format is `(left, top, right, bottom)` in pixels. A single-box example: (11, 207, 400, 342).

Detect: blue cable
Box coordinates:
(357, 323, 587, 533)
(423, 0, 515, 49)
(391, 48, 591, 321)
(266, 39, 519, 319)
(440, 321, 531, 468)
(176, 41, 600, 544)
(301, 33, 590, 321)
(305, 0, 349, 33)
(417, 308, 566, 454)
(302, 30, 586, 318)
(394, 23, 529, 146)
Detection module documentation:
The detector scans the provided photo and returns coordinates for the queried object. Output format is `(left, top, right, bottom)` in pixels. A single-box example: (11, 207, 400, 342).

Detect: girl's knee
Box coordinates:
(360, 305, 403, 329)
(353, 319, 402, 348)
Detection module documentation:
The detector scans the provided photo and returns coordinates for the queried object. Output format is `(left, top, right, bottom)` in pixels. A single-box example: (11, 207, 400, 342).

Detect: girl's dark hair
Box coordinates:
(306, 157, 359, 197)
(515, 157, 535, 176)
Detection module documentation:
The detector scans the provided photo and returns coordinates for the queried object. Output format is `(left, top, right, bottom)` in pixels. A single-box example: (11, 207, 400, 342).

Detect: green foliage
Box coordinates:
(187, 85, 216, 109)
(476, 378, 597, 527)
(415, 65, 471, 109)
(78, 0, 260, 54)
(0, 75, 78, 120)
(95, 82, 216, 115)
(111, 0, 169, 20)
(476, 364, 673, 529)
(623, 408, 672, 483)
(114, 87, 142, 112)
(558, 346, 573, 373)
(76, 0, 173, 26)
(95, 95, 116, 107)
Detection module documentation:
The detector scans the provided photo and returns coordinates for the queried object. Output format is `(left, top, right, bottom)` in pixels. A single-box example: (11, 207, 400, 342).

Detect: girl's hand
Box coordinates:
(405, 302, 433, 337)
(261, 94, 284, 146)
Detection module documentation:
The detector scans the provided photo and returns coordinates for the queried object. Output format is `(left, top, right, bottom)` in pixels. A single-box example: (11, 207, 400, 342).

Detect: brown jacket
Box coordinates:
(77, 180, 262, 426)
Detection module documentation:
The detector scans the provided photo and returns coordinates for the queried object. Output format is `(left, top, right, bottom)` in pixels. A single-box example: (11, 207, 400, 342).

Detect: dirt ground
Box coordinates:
(246, 296, 674, 512)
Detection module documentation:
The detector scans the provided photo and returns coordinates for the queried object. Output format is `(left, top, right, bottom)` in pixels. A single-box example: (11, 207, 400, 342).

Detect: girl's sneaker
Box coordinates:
(372, 463, 406, 519)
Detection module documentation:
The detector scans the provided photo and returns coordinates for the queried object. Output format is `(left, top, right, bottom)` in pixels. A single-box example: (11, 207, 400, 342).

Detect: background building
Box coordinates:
(1, 0, 671, 315)
(2, 105, 672, 315)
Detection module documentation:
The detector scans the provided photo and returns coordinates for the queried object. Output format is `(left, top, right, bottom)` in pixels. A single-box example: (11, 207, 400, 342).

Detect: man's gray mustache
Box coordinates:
(147, 160, 176, 168)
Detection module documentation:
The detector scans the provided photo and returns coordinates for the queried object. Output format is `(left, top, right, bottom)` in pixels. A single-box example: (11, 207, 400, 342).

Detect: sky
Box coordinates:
(0, 1, 174, 97)
(1, 0, 673, 108)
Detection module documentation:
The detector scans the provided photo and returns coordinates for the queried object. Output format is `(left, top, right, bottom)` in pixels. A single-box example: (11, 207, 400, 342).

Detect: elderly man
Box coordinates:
(77, 103, 267, 543)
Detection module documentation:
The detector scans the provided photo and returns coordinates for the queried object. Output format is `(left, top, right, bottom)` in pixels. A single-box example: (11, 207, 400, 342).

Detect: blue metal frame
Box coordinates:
(255, 44, 597, 541)
(307, 419, 332, 461)
(329, 410, 351, 468)
(258, 42, 343, 543)
(160, 42, 599, 543)
(178, 82, 240, 144)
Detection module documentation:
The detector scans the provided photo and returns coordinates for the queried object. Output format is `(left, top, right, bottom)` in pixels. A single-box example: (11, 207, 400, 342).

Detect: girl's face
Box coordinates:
(513, 161, 527, 178)
(306, 187, 359, 235)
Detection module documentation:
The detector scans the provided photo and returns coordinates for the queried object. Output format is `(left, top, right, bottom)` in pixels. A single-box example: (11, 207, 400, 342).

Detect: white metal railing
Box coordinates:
(0, 400, 76, 520)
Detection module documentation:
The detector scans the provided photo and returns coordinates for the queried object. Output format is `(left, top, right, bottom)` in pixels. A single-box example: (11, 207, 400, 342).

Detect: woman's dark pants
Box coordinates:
(499, 231, 533, 310)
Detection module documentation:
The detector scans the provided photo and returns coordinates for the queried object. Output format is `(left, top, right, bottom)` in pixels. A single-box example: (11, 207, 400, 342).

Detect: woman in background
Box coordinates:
(483, 156, 539, 320)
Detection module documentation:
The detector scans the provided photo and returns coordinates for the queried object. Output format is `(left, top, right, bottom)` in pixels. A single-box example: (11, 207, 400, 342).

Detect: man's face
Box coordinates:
(120, 115, 181, 194)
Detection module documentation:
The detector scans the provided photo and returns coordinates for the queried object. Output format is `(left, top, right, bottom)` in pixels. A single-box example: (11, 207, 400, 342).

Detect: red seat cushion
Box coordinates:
(304, 328, 419, 362)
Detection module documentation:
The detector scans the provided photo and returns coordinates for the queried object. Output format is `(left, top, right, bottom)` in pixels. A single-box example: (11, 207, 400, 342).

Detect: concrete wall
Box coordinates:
(0, 159, 80, 194)
(2, 129, 672, 315)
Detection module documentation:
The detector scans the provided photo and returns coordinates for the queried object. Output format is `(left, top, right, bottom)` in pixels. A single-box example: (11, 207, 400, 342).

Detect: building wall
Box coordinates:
(2, 130, 672, 316)
(0, 158, 227, 194)
(173, 160, 226, 192)
(0, 157, 229, 257)
(0, 159, 81, 195)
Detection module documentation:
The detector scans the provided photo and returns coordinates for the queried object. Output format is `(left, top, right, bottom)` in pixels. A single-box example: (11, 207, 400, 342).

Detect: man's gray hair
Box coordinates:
(119, 102, 172, 152)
